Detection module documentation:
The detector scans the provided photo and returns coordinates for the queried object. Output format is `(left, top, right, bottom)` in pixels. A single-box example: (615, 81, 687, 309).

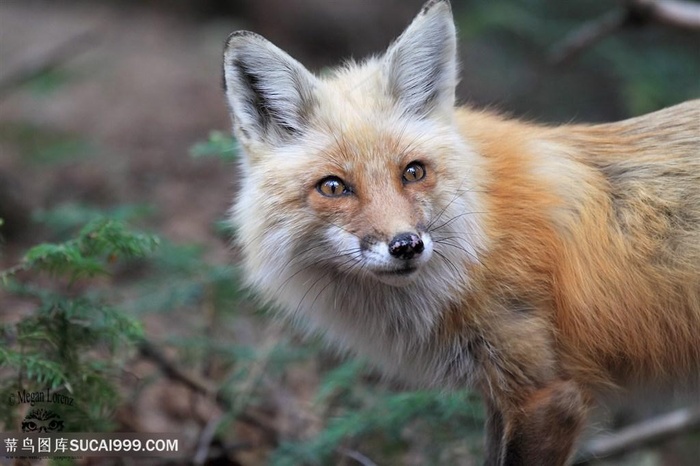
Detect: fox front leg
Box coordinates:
(485, 380, 588, 466)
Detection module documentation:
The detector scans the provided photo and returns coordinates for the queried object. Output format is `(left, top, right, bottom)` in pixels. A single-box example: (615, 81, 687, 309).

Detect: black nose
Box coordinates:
(388, 232, 424, 260)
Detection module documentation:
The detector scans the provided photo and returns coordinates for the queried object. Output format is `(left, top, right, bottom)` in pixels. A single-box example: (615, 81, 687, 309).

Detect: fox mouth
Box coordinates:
(375, 266, 418, 276)
(370, 264, 422, 286)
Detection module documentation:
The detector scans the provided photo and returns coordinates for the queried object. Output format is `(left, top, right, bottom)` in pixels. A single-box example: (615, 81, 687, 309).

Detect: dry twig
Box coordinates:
(337, 446, 379, 466)
(574, 405, 700, 464)
(193, 414, 225, 465)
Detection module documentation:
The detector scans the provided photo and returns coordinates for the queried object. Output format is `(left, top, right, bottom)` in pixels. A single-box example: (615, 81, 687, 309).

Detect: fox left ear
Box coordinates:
(384, 0, 458, 120)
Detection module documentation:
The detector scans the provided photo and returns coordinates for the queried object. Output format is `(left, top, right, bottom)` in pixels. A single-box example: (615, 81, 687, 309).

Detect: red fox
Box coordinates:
(222, 0, 700, 464)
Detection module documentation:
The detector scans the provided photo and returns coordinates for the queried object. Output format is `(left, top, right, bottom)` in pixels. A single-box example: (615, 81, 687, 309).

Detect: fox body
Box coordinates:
(223, 1, 700, 464)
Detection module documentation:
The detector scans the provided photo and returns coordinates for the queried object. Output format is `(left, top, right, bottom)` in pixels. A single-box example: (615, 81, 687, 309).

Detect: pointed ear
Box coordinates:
(384, 0, 458, 119)
(223, 31, 318, 147)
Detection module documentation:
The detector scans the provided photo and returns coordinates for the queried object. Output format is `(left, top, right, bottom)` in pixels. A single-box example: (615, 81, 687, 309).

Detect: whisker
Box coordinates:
(430, 211, 487, 233)
(426, 185, 476, 231)
(434, 238, 478, 259)
(278, 247, 363, 290)
(293, 271, 332, 315)
(434, 249, 462, 278)
(307, 253, 363, 310)
(433, 238, 490, 273)
(294, 251, 363, 314)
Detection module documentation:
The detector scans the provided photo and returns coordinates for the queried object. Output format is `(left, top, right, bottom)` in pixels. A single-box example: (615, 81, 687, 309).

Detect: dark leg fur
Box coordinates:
(485, 381, 588, 466)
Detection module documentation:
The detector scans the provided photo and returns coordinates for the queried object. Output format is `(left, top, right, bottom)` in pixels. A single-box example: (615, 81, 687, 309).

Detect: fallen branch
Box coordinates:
(574, 405, 700, 464)
(337, 446, 379, 466)
(138, 339, 279, 446)
(550, 0, 700, 64)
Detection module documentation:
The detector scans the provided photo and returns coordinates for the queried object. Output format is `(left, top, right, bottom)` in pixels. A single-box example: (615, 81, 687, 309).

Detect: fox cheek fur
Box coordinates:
(223, 1, 700, 465)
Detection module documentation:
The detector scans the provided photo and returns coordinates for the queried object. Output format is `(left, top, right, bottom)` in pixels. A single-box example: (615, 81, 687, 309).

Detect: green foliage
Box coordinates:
(32, 203, 154, 240)
(271, 364, 484, 466)
(2, 219, 158, 283)
(0, 217, 157, 431)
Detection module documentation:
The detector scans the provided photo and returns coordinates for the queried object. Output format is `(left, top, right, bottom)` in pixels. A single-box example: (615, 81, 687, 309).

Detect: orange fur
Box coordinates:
(445, 104, 700, 394)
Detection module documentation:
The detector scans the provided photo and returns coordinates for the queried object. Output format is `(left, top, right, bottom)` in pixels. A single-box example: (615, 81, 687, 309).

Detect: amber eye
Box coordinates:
(317, 176, 349, 197)
(403, 161, 426, 183)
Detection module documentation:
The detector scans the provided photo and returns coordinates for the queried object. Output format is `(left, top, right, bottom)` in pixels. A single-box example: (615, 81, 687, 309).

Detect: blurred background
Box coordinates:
(0, 1, 698, 465)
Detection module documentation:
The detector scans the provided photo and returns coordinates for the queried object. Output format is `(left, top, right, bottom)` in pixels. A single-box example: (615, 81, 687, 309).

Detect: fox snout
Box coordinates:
(388, 232, 425, 260)
(358, 230, 434, 285)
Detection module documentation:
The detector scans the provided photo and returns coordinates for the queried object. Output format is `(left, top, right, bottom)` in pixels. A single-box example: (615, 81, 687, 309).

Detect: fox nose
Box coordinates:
(388, 232, 424, 260)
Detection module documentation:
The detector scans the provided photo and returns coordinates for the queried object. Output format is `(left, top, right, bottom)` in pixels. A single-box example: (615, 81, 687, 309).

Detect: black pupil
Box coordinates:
(320, 178, 344, 196)
(406, 164, 422, 180)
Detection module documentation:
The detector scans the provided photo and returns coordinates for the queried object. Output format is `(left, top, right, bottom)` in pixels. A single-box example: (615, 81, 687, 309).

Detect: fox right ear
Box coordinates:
(223, 32, 318, 147)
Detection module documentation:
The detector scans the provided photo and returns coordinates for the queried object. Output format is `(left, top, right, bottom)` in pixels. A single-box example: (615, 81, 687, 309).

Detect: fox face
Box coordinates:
(224, 1, 484, 297)
(288, 114, 485, 288)
(304, 145, 437, 287)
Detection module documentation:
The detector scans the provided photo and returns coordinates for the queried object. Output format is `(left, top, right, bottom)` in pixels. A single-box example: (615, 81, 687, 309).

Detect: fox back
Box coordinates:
(223, 1, 700, 464)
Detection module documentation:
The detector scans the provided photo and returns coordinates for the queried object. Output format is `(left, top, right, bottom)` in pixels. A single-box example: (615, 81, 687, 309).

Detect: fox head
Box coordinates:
(223, 0, 484, 331)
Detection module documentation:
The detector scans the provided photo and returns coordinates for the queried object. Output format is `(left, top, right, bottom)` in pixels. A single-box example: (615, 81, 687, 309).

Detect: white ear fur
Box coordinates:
(384, 0, 458, 119)
(223, 32, 318, 146)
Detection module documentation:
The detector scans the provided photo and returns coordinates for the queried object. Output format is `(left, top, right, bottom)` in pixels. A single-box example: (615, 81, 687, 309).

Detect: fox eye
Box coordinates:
(403, 161, 426, 183)
(317, 176, 349, 197)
